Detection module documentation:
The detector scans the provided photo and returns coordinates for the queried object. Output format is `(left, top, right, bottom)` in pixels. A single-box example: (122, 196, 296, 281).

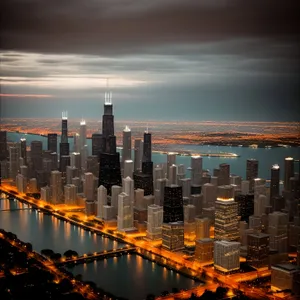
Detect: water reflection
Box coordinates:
(69, 254, 196, 300)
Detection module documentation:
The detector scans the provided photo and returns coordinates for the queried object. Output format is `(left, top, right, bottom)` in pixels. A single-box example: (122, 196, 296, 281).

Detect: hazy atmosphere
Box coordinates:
(1, 0, 299, 121)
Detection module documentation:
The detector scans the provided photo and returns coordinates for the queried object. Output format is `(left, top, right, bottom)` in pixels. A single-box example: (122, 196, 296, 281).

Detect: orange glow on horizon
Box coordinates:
(0, 93, 54, 98)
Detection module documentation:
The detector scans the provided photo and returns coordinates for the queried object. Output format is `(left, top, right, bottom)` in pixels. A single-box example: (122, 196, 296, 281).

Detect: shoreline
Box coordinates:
(7, 131, 300, 149)
(0, 188, 204, 285)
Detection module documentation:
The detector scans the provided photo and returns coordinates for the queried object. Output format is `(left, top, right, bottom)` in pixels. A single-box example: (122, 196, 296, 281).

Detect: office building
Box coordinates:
(162, 222, 184, 251)
(134, 139, 143, 171)
(97, 185, 107, 218)
(85, 200, 96, 216)
(111, 185, 122, 216)
(247, 233, 270, 268)
(79, 120, 87, 149)
(117, 192, 134, 231)
(73, 133, 80, 153)
(241, 180, 250, 195)
(284, 157, 294, 191)
(195, 217, 210, 240)
(66, 166, 78, 184)
(64, 184, 77, 205)
(215, 185, 239, 241)
(202, 183, 217, 208)
(191, 156, 202, 185)
(31, 141, 43, 172)
(195, 238, 214, 262)
(124, 159, 134, 178)
(9, 146, 19, 180)
(41, 186, 51, 202)
(168, 164, 177, 185)
(50, 170, 62, 204)
(146, 204, 163, 240)
(167, 152, 176, 178)
(268, 211, 288, 253)
(214, 240, 240, 274)
(20, 138, 27, 165)
(270, 164, 280, 204)
(254, 178, 267, 216)
(234, 193, 254, 221)
(70, 152, 81, 170)
(179, 178, 191, 199)
(92, 133, 105, 160)
(219, 163, 230, 186)
(83, 172, 95, 201)
(163, 185, 184, 223)
(86, 155, 99, 176)
(122, 126, 132, 164)
(16, 174, 27, 193)
(246, 159, 258, 192)
(47, 133, 57, 153)
(0, 131, 8, 161)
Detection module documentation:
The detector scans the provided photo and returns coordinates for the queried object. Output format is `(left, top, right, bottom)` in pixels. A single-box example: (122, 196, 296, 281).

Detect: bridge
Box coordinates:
(55, 247, 137, 266)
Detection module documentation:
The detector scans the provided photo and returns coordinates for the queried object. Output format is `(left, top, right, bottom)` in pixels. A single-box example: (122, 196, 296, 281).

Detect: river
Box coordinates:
(0, 198, 197, 299)
(7, 132, 299, 180)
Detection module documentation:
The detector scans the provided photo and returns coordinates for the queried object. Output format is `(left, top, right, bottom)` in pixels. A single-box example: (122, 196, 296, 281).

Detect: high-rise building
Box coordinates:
(9, 146, 20, 180)
(20, 138, 27, 165)
(122, 126, 131, 164)
(117, 192, 134, 231)
(143, 131, 152, 163)
(195, 238, 214, 262)
(234, 193, 254, 222)
(50, 170, 62, 204)
(246, 159, 259, 192)
(247, 233, 270, 268)
(202, 183, 217, 208)
(219, 163, 230, 186)
(86, 155, 99, 177)
(16, 173, 27, 193)
(47, 133, 57, 153)
(0, 131, 8, 161)
(79, 120, 87, 149)
(134, 139, 143, 171)
(195, 217, 210, 240)
(83, 172, 95, 201)
(124, 160, 134, 179)
(111, 185, 122, 216)
(147, 204, 163, 240)
(268, 211, 288, 253)
(254, 178, 267, 216)
(179, 178, 191, 199)
(270, 164, 280, 205)
(163, 185, 184, 223)
(31, 141, 43, 172)
(73, 133, 80, 153)
(64, 184, 77, 205)
(168, 164, 177, 185)
(41, 186, 51, 202)
(61, 111, 68, 144)
(98, 91, 122, 195)
(215, 185, 239, 241)
(92, 133, 105, 160)
(167, 152, 176, 178)
(284, 157, 294, 191)
(214, 240, 240, 274)
(191, 156, 202, 186)
(97, 185, 107, 218)
(162, 222, 184, 251)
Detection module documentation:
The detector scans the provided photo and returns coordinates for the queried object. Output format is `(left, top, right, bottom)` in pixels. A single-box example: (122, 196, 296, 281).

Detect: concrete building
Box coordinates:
(162, 222, 184, 251)
(195, 217, 210, 240)
(50, 170, 62, 204)
(167, 152, 176, 178)
(123, 159, 134, 179)
(270, 164, 280, 203)
(134, 139, 143, 172)
(155, 178, 167, 206)
(97, 185, 107, 219)
(85, 200, 96, 216)
(284, 157, 294, 192)
(215, 185, 239, 241)
(191, 156, 202, 186)
(195, 238, 214, 262)
(117, 192, 134, 231)
(122, 126, 132, 165)
(246, 159, 258, 192)
(202, 183, 217, 208)
(146, 204, 163, 240)
(268, 211, 289, 253)
(168, 164, 177, 185)
(247, 233, 270, 268)
(16, 174, 27, 193)
(83, 172, 95, 201)
(64, 184, 77, 205)
(111, 185, 122, 217)
(9, 146, 20, 180)
(219, 163, 230, 186)
(214, 240, 240, 274)
(41, 186, 51, 202)
(179, 178, 191, 199)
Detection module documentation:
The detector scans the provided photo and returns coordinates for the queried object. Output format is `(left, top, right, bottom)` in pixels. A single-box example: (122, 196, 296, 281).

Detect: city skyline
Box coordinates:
(1, 0, 300, 121)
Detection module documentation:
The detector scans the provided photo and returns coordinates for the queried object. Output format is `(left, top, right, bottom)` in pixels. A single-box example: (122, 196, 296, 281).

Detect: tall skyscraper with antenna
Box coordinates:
(59, 111, 70, 172)
(98, 83, 122, 195)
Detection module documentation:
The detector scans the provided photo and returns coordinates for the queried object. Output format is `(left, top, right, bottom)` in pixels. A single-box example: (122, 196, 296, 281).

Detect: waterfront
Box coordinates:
(7, 132, 300, 180)
(0, 198, 197, 299)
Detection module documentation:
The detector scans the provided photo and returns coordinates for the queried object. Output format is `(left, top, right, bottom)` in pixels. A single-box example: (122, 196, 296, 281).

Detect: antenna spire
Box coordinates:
(104, 78, 112, 105)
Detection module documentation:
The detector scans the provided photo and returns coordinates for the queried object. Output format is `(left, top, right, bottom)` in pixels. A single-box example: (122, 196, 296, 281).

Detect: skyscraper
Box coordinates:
(219, 163, 230, 186)
(246, 159, 259, 192)
(147, 204, 163, 240)
(47, 133, 57, 153)
(50, 170, 62, 204)
(270, 164, 280, 204)
(134, 139, 143, 171)
(20, 138, 27, 165)
(0, 131, 8, 161)
(191, 156, 202, 186)
(122, 126, 132, 164)
(167, 152, 176, 178)
(60, 112, 70, 171)
(215, 185, 239, 241)
(92, 133, 105, 160)
(79, 120, 87, 150)
(30, 141, 43, 173)
(98, 89, 122, 195)
(284, 157, 294, 191)
(163, 185, 184, 223)
(61, 111, 68, 144)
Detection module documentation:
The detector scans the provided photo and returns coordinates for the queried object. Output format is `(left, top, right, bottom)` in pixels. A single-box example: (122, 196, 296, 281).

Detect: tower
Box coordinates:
(246, 159, 258, 192)
(270, 164, 280, 205)
(47, 133, 57, 153)
(98, 84, 122, 195)
(284, 157, 294, 191)
(122, 125, 132, 164)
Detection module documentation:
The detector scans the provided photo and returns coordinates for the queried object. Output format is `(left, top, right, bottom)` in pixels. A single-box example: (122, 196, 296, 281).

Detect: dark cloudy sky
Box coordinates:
(1, 0, 300, 121)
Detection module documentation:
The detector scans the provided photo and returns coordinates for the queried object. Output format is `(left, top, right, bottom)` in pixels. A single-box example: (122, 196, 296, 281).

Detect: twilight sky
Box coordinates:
(1, 0, 300, 121)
